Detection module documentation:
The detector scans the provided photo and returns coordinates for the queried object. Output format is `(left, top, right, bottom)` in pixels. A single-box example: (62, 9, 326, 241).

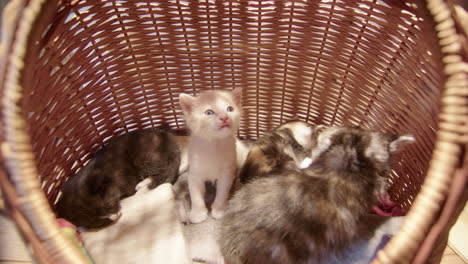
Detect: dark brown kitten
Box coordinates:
(56, 128, 181, 229)
(220, 127, 414, 264)
(239, 120, 314, 184)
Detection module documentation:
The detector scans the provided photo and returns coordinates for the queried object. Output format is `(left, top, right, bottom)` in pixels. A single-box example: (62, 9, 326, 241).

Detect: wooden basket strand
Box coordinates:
(0, 0, 91, 262)
(372, 0, 468, 263)
(0, 0, 466, 264)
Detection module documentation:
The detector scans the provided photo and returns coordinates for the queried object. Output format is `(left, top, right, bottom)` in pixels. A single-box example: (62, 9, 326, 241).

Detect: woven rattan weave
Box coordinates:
(0, 0, 466, 263)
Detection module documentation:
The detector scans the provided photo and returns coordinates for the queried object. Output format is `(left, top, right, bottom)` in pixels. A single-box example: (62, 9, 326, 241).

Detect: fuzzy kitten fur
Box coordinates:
(174, 139, 254, 224)
(56, 128, 181, 229)
(239, 120, 313, 184)
(220, 126, 414, 264)
(179, 88, 243, 223)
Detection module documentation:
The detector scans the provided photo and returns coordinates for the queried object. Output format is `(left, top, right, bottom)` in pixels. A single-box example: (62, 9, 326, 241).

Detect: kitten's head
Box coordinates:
(277, 120, 314, 150)
(85, 172, 122, 216)
(56, 167, 121, 228)
(311, 126, 415, 173)
(179, 88, 242, 139)
(309, 126, 415, 198)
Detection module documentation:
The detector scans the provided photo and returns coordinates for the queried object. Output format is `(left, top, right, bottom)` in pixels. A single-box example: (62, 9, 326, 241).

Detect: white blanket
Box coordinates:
(322, 215, 404, 264)
(82, 183, 190, 264)
(174, 171, 225, 264)
(81, 178, 404, 264)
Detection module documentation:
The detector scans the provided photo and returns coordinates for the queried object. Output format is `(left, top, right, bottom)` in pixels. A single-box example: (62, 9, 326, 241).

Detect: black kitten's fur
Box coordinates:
(239, 120, 313, 184)
(220, 127, 414, 264)
(56, 128, 181, 229)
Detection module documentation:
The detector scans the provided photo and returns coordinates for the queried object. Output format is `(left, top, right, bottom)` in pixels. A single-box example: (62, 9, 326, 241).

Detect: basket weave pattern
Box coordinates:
(26, 0, 443, 208)
(0, 0, 466, 263)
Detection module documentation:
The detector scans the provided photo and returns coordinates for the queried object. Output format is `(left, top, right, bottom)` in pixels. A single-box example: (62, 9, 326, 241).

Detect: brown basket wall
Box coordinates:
(0, 0, 466, 263)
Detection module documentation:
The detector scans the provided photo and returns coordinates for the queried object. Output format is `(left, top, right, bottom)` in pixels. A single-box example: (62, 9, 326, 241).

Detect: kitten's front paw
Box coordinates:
(189, 208, 208, 224)
(211, 208, 225, 219)
(108, 212, 122, 221)
(216, 256, 226, 264)
(299, 157, 313, 169)
(177, 200, 189, 223)
(135, 178, 152, 192)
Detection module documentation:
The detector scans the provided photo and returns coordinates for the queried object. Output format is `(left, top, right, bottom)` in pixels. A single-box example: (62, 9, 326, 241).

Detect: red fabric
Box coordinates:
(371, 196, 406, 216)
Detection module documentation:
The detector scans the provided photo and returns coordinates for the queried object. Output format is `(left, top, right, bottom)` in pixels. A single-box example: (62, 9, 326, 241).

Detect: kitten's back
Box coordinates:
(56, 128, 181, 229)
(222, 170, 363, 264)
(239, 121, 313, 183)
(127, 128, 181, 187)
(220, 127, 414, 264)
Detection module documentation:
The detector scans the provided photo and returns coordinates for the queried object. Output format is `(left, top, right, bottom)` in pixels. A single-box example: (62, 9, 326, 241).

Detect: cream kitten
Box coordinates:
(179, 88, 242, 223)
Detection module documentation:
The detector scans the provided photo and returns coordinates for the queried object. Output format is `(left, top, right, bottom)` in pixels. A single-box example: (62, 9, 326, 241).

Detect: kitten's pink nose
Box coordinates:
(220, 115, 229, 122)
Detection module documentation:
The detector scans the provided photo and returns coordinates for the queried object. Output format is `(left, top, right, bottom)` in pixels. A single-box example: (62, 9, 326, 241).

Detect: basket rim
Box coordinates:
(372, 0, 468, 262)
(0, 0, 467, 263)
(0, 0, 91, 263)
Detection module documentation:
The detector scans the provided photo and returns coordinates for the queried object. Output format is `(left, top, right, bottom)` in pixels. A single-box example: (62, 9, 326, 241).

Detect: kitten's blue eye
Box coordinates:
(227, 106, 234, 112)
(205, 110, 214, 116)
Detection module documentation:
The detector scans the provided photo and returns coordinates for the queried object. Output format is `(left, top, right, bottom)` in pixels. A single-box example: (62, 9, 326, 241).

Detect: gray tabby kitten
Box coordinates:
(56, 128, 181, 229)
(239, 120, 314, 184)
(220, 126, 414, 264)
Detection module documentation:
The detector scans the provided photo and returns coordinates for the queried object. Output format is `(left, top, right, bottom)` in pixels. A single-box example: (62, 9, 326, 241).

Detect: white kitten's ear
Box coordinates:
(179, 93, 195, 113)
(232, 87, 243, 106)
(389, 134, 415, 153)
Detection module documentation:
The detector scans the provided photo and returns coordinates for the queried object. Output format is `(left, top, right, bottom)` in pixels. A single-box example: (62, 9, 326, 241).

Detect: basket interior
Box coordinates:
(18, 0, 443, 210)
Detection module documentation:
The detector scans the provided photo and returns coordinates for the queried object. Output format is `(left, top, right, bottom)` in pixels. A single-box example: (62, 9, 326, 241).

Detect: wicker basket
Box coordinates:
(0, 0, 466, 263)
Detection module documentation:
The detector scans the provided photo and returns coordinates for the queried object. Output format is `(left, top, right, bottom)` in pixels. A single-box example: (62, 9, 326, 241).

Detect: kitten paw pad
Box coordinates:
(189, 209, 208, 224)
(211, 208, 225, 219)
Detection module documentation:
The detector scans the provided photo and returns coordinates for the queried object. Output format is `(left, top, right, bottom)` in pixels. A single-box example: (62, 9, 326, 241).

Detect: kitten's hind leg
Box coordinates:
(188, 176, 209, 223)
(211, 174, 235, 219)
